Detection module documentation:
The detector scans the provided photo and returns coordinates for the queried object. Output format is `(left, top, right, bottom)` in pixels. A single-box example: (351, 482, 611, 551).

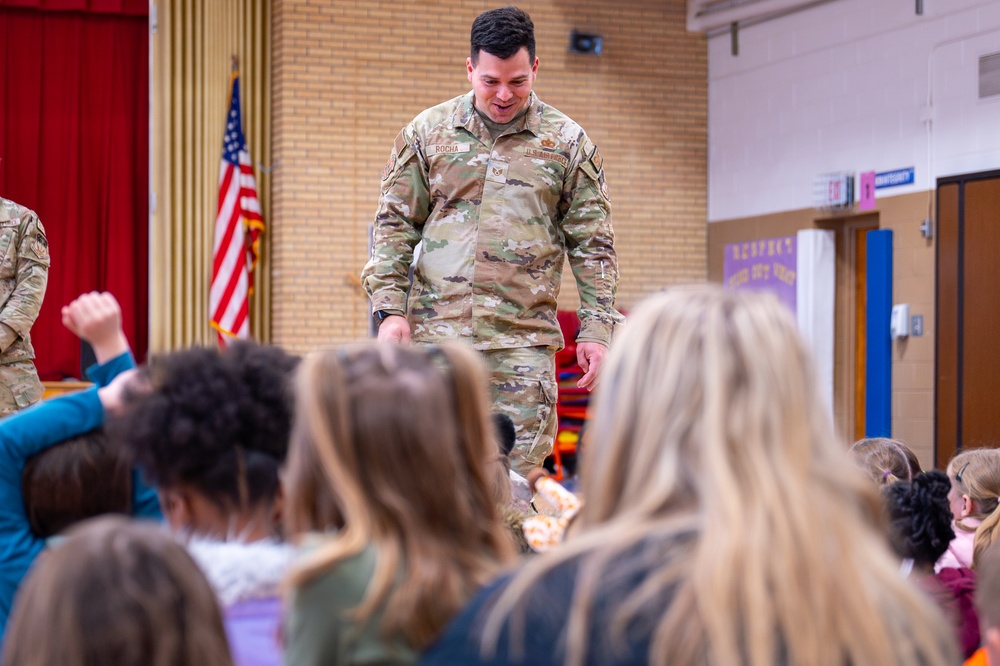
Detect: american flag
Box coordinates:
(211, 73, 263, 346)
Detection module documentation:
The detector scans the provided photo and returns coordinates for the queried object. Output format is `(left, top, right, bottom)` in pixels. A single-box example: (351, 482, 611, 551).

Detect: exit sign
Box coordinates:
(813, 171, 855, 211)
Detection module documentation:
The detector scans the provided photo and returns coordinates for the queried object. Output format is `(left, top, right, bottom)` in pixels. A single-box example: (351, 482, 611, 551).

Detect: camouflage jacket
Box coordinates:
(0, 198, 49, 364)
(362, 92, 621, 351)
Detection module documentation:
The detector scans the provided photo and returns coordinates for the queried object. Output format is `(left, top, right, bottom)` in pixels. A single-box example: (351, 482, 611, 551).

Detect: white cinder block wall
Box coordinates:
(708, 0, 1000, 221)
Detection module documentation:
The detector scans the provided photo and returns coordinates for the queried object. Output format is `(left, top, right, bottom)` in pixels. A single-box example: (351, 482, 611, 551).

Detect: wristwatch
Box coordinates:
(375, 310, 404, 325)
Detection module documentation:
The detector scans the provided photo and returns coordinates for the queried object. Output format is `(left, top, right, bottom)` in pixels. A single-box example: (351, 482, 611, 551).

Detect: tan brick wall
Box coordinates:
(272, 0, 707, 352)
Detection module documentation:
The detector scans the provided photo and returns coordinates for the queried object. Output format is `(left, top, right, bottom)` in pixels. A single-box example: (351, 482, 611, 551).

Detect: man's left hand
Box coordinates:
(576, 341, 607, 390)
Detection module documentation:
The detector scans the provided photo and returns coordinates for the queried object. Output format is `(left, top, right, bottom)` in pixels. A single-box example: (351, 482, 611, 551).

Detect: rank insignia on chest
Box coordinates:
(485, 159, 509, 184)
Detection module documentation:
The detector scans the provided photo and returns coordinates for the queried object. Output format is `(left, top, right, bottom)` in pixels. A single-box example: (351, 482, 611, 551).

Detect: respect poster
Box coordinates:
(723, 235, 797, 314)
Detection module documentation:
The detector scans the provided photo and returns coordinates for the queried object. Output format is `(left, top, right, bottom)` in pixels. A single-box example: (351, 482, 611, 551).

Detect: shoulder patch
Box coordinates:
(30, 232, 49, 261)
(589, 146, 603, 173)
(381, 152, 397, 181)
(393, 130, 409, 157)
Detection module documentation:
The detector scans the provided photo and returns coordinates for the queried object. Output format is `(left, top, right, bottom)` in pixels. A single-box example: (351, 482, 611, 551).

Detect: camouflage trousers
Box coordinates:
(482, 347, 558, 477)
(0, 360, 43, 417)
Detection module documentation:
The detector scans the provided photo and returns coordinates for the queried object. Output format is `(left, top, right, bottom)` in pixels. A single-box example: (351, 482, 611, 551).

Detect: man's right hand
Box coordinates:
(377, 315, 411, 343)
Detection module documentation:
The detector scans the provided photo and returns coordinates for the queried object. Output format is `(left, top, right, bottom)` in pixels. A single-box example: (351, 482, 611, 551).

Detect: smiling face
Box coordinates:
(467, 47, 538, 124)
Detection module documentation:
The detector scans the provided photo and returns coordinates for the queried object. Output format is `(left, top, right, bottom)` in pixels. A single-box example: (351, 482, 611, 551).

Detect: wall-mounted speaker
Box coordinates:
(569, 31, 603, 55)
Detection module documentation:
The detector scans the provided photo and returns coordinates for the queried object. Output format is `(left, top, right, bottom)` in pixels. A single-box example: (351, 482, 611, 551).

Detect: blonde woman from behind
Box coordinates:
(422, 285, 958, 666)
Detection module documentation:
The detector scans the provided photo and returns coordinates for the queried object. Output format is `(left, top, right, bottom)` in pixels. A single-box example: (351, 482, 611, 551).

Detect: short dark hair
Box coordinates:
(114, 342, 299, 513)
(883, 470, 955, 565)
(492, 413, 516, 458)
(470, 6, 535, 64)
(22, 430, 132, 538)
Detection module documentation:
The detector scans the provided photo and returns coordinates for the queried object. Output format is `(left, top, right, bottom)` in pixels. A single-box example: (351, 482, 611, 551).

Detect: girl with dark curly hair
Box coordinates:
(112, 341, 299, 666)
(884, 471, 979, 658)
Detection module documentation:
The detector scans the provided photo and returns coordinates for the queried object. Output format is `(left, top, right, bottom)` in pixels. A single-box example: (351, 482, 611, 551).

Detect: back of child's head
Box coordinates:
(947, 448, 1000, 567)
(285, 342, 515, 648)
(882, 470, 954, 567)
(286, 342, 506, 541)
(2, 515, 233, 666)
(114, 341, 298, 520)
(22, 429, 132, 538)
(492, 413, 516, 459)
(976, 541, 1000, 637)
(849, 437, 923, 486)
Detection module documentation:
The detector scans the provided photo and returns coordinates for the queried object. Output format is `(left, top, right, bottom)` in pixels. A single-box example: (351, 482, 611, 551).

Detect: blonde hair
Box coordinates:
(849, 437, 923, 486)
(3, 516, 233, 666)
(284, 342, 516, 649)
(483, 285, 956, 666)
(976, 541, 1000, 629)
(947, 447, 1000, 568)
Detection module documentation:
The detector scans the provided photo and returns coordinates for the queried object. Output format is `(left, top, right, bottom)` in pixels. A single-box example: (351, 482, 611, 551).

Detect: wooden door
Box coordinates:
(936, 171, 1000, 468)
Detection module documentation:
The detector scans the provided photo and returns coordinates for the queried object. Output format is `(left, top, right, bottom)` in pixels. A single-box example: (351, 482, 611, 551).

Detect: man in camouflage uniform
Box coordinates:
(0, 197, 48, 416)
(361, 6, 621, 474)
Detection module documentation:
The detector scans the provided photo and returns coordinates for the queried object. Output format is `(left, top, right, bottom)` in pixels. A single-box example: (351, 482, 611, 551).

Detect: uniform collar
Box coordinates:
(453, 91, 542, 140)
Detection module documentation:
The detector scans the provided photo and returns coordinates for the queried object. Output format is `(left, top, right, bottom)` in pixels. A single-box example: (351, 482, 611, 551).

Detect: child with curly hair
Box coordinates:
(111, 341, 300, 666)
(884, 471, 978, 658)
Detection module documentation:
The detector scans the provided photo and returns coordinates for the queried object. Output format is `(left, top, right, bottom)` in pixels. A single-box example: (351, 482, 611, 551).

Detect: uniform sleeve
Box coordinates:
(0, 212, 49, 352)
(558, 134, 622, 347)
(360, 127, 432, 315)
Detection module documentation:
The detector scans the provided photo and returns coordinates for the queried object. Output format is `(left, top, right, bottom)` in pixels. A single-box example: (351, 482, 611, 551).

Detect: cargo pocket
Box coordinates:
(11, 373, 43, 410)
(521, 374, 558, 468)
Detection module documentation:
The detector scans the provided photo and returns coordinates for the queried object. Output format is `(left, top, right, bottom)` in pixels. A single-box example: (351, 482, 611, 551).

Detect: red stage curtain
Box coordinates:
(0, 5, 148, 379)
(0, 0, 145, 16)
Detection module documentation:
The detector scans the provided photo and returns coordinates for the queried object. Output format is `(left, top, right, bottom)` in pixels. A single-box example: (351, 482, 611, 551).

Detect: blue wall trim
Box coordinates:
(866, 229, 893, 438)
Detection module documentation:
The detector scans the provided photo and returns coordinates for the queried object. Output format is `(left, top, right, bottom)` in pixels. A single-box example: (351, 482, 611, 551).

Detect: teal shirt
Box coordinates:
(0, 352, 160, 643)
